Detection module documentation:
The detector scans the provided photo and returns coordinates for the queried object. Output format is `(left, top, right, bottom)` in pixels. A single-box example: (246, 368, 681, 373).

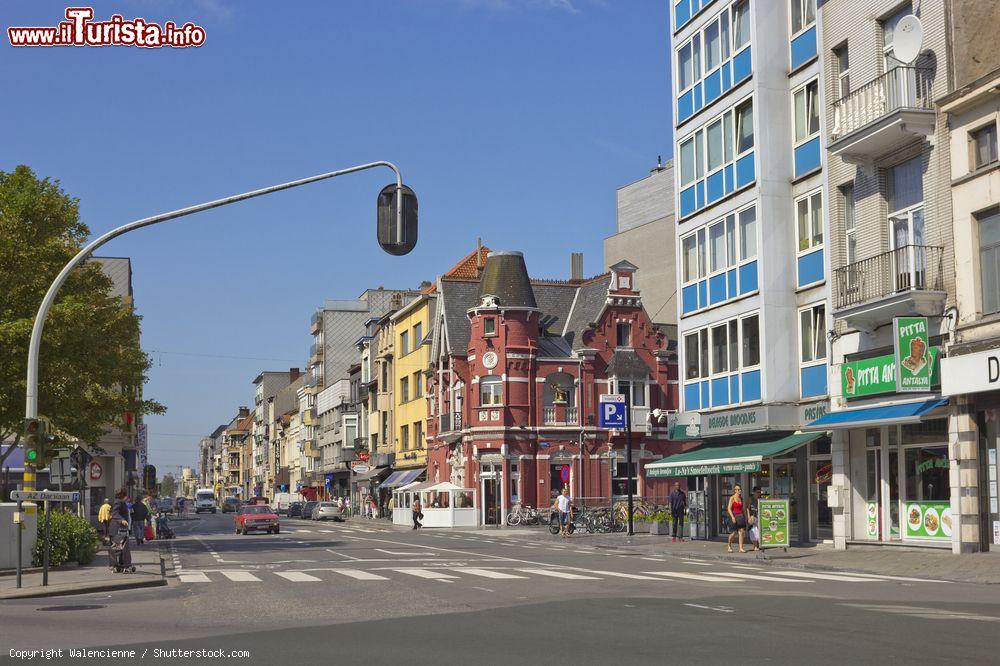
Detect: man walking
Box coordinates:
(668, 482, 688, 542)
(131, 495, 150, 545)
(555, 487, 572, 538)
(412, 496, 423, 530)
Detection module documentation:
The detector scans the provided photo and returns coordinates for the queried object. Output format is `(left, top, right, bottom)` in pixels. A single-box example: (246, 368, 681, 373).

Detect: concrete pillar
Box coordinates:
(831, 429, 850, 550)
(949, 398, 981, 554)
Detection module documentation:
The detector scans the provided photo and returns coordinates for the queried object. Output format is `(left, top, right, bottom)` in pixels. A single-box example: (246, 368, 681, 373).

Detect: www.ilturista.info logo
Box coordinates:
(8, 7, 206, 48)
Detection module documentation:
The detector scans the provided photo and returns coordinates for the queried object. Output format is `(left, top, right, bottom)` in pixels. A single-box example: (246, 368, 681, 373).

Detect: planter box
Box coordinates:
(650, 520, 671, 536)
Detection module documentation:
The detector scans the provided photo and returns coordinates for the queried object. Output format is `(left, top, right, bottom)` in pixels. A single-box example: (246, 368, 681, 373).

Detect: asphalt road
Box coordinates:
(4, 511, 1000, 665)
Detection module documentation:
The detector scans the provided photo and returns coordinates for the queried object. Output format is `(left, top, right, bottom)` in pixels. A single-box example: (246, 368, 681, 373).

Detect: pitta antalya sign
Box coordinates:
(894, 317, 931, 393)
(941, 347, 1000, 396)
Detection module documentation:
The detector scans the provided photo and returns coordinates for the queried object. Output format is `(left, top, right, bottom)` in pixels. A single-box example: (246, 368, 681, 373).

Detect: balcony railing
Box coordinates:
(310, 311, 323, 333)
(309, 342, 324, 360)
(834, 245, 944, 310)
(543, 406, 580, 425)
(831, 66, 933, 140)
(439, 413, 462, 432)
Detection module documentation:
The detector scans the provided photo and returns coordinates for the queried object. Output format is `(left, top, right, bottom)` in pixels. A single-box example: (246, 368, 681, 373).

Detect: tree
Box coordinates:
(0, 165, 165, 465)
(160, 473, 177, 497)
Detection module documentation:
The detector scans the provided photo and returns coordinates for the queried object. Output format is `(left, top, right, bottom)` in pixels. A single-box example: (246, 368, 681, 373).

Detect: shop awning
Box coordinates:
(353, 466, 390, 483)
(802, 398, 947, 431)
(379, 469, 424, 489)
(645, 432, 824, 477)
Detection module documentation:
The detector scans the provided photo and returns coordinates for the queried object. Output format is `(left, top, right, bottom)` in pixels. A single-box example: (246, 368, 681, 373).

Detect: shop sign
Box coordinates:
(841, 347, 940, 399)
(894, 317, 931, 393)
(647, 461, 760, 478)
(903, 501, 952, 540)
(799, 401, 828, 425)
(941, 347, 1000, 396)
(994, 521, 1000, 546)
(758, 499, 790, 548)
(865, 501, 879, 539)
(700, 405, 800, 437)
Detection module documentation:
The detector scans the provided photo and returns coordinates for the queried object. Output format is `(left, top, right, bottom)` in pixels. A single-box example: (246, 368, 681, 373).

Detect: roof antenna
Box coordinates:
(651, 155, 665, 174)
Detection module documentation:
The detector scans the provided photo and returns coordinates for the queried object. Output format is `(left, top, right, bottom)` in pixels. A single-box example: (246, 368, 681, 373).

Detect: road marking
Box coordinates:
(828, 572, 948, 584)
(727, 564, 762, 570)
(395, 568, 459, 580)
(641, 557, 664, 562)
(220, 571, 261, 582)
(177, 572, 211, 583)
(701, 571, 810, 583)
(275, 571, 322, 582)
(584, 570, 665, 580)
(844, 603, 1000, 622)
(333, 569, 390, 581)
(352, 528, 377, 533)
(679, 560, 714, 566)
(376, 549, 438, 556)
(756, 570, 877, 583)
(643, 571, 745, 583)
(454, 568, 528, 580)
(321, 530, 335, 534)
(517, 569, 600, 580)
(684, 603, 735, 614)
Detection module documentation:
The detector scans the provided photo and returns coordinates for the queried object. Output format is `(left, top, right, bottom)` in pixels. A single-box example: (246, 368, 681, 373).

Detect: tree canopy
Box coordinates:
(0, 165, 164, 462)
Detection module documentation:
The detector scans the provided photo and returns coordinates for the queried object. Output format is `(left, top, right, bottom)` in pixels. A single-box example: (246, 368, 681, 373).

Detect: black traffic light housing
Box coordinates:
(23, 417, 57, 468)
(377, 183, 418, 256)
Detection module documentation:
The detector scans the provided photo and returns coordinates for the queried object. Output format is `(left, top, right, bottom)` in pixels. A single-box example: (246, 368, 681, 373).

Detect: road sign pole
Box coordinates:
(624, 390, 634, 537)
(43, 499, 50, 586)
(16, 499, 23, 589)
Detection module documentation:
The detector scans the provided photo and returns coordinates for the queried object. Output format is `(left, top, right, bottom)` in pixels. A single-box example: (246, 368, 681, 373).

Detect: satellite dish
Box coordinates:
(893, 15, 923, 64)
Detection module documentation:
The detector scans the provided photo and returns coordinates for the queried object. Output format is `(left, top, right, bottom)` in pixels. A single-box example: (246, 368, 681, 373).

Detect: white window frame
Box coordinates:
(479, 376, 503, 407)
(790, 0, 817, 39)
(682, 310, 762, 409)
(834, 44, 850, 98)
(612, 378, 648, 408)
(971, 122, 999, 171)
(680, 202, 758, 311)
(842, 183, 856, 266)
(616, 321, 632, 348)
(798, 303, 827, 366)
(674, 1, 747, 102)
(792, 78, 820, 146)
(795, 188, 824, 255)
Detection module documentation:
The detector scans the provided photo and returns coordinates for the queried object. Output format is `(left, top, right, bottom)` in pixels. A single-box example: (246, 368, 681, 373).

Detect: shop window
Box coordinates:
(612, 461, 638, 497)
(480, 376, 503, 406)
(979, 208, 1000, 314)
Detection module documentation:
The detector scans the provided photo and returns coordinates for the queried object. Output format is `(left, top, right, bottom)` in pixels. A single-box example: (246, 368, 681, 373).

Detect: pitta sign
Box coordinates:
(894, 317, 930, 393)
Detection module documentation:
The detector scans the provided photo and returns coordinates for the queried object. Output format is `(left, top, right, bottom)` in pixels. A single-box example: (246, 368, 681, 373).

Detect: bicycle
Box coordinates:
(506, 503, 540, 526)
(548, 506, 576, 535)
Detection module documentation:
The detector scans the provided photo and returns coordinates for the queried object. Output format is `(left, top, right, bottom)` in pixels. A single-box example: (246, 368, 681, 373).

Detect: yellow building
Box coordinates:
(390, 293, 435, 473)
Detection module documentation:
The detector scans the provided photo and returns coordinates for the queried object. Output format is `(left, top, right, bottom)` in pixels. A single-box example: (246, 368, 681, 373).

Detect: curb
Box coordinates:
(0, 577, 166, 600)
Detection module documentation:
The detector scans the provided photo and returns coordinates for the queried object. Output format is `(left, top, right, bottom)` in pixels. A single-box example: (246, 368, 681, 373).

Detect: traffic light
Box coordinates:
(376, 183, 418, 256)
(23, 417, 58, 468)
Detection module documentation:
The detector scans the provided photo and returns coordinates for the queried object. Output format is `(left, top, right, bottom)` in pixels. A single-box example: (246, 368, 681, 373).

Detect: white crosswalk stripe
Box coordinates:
(454, 568, 528, 580)
(275, 571, 322, 582)
(517, 568, 600, 580)
(700, 571, 810, 583)
(177, 572, 211, 583)
(754, 570, 877, 583)
(584, 570, 666, 581)
(333, 569, 390, 581)
(221, 571, 262, 582)
(395, 568, 459, 580)
(644, 571, 745, 583)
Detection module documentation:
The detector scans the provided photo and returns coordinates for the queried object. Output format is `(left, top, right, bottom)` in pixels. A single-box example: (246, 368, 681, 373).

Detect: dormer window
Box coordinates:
(616, 322, 632, 348)
(617, 275, 631, 290)
(483, 317, 497, 337)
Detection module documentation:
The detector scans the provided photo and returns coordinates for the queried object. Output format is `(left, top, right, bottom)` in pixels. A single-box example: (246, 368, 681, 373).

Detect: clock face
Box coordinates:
(482, 351, 498, 369)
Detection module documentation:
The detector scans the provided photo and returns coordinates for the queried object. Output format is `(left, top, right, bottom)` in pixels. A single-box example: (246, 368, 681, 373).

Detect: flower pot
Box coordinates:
(650, 520, 671, 536)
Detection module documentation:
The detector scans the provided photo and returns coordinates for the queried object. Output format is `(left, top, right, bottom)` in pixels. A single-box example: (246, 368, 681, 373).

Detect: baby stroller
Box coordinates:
(109, 523, 136, 573)
(155, 513, 175, 540)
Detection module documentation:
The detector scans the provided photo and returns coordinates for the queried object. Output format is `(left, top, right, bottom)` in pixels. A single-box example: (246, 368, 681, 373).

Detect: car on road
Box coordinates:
(222, 497, 241, 513)
(287, 502, 304, 518)
(195, 488, 216, 514)
(311, 502, 346, 521)
(235, 505, 280, 535)
(300, 501, 318, 520)
(157, 497, 174, 514)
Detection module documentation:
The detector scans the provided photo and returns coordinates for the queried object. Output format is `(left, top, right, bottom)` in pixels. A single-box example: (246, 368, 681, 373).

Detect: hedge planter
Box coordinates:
(650, 521, 672, 536)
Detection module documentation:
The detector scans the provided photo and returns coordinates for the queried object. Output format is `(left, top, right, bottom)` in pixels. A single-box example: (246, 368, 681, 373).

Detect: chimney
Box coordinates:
(238, 406, 250, 418)
(570, 253, 584, 281)
(476, 238, 484, 269)
(289, 367, 301, 381)
(478, 251, 537, 308)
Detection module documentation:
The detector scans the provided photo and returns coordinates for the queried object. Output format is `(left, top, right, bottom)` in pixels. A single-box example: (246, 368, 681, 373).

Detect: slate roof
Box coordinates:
(606, 349, 653, 378)
(563, 275, 611, 350)
(438, 279, 481, 353)
(478, 252, 537, 309)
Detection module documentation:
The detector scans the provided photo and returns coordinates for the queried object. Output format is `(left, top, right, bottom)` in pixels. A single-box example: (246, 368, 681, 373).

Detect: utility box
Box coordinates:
(0, 502, 37, 569)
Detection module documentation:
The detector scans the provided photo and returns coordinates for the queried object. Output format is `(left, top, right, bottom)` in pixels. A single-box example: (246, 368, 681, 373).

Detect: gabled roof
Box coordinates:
(563, 275, 611, 350)
(443, 245, 492, 280)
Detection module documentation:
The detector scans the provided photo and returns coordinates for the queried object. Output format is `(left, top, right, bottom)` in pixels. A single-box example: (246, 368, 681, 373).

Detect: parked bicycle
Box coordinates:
(506, 503, 540, 526)
(548, 505, 576, 535)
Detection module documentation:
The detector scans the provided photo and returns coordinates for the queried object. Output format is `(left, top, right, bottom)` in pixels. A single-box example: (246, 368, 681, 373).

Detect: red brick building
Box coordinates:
(426, 250, 684, 525)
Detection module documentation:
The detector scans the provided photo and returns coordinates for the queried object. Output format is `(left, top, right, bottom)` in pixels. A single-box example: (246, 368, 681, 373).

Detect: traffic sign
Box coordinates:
(352, 463, 371, 474)
(599, 394, 627, 429)
(49, 458, 73, 484)
(11, 490, 79, 502)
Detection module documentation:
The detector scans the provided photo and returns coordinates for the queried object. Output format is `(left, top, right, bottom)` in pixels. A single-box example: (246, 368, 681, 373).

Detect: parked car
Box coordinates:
(222, 497, 241, 513)
(287, 502, 304, 518)
(234, 505, 280, 535)
(157, 497, 174, 514)
(300, 501, 318, 520)
(311, 502, 346, 522)
(273, 492, 306, 515)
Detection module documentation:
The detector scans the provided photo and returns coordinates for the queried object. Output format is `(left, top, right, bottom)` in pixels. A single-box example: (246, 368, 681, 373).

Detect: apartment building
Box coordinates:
(662, 0, 834, 544)
(251, 369, 300, 498)
(390, 293, 436, 479)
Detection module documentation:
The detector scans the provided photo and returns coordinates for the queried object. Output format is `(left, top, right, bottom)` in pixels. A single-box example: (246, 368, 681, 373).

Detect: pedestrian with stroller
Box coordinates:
(668, 482, 688, 542)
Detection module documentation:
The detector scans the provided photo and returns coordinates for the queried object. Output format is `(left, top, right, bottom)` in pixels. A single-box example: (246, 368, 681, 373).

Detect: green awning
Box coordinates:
(645, 432, 825, 477)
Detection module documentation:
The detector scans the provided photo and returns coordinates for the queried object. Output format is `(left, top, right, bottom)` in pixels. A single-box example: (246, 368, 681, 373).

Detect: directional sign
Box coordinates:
(49, 458, 73, 485)
(11, 490, 80, 502)
(599, 394, 627, 429)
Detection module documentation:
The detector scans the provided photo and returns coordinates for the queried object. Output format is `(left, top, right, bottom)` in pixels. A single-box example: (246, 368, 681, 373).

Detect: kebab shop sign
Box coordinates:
(894, 317, 931, 393)
(841, 318, 937, 399)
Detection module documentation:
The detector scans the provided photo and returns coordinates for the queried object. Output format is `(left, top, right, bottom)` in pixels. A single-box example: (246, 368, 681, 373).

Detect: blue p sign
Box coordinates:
(599, 394, 627, 429)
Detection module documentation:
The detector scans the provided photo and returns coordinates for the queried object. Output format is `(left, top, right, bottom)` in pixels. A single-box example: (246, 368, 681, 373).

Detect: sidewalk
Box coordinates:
(495, 529, 1000, 584)
(0, 542, 166, 600)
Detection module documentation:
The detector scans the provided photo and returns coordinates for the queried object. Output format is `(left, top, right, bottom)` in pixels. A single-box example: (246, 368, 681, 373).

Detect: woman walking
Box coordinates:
(726, 484, 747, 553)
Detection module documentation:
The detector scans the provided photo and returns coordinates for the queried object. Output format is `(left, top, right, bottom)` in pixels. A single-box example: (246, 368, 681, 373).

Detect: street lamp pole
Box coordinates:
(22, 160, 407, 495)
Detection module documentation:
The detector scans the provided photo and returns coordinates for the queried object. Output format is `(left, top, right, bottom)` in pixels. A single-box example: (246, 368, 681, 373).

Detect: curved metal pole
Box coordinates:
(25, 160, 403, 419)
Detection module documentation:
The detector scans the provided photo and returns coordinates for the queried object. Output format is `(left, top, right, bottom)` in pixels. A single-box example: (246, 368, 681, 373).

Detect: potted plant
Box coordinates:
(648, 511, 672, 536)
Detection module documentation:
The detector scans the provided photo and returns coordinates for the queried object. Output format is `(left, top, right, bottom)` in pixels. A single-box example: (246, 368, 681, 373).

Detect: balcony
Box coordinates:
(302, 407, 318, 426)
(439, 412, 463, 432)
(542, 406, 580, 426)
(833, 245, 946, 332)
(829, 67, 935, 165)
(310, 311, 323, 334)
(309, 342, 324, 365)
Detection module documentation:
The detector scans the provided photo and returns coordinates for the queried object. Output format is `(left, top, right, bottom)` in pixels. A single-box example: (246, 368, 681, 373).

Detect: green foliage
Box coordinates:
(160, 474, 177, 497)
(31, 510, 100, 567)
(645, 511, 673, 523)
(0, 165, 165, 451)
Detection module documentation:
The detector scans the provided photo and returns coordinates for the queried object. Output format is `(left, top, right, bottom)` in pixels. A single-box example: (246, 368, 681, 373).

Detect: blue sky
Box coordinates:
(3, 0, 672, 471)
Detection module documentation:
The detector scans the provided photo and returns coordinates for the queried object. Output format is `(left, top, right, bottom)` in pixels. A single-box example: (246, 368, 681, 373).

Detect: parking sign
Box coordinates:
(599, 394, 627, 429)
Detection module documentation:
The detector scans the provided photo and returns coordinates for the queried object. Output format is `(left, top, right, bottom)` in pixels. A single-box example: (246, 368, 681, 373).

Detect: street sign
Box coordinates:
(598, 394, 627, 429)
(11, 490, 79, 502)
(89, 461, 103, 481)
(49, 458, 73, 484)
(352, 463, 371, 474)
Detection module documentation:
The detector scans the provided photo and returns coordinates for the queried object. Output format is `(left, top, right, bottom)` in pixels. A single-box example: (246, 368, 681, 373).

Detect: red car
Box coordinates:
(235, 505, 280, 535)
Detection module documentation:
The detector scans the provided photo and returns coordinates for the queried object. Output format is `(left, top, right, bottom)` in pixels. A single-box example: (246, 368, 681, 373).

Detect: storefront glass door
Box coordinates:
(809, 459, 833, 540)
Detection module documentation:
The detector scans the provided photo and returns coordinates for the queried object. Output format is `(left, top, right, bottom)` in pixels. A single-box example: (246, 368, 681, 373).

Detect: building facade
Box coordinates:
(391, 293, 436, 478)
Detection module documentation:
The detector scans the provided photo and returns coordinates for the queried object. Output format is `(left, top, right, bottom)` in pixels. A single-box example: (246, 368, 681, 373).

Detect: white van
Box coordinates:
(195, 488, 217, 514)
(273, 492, 305, 515)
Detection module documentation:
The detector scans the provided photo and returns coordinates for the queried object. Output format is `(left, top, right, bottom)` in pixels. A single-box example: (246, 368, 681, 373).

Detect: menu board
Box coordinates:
(903, 501, 952, 540)
(758, 499, 790, 548)
(866, 501, 879, 539)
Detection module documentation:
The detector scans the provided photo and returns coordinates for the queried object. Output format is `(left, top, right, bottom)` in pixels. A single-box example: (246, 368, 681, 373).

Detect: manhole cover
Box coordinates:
(37, 604, 105, 611)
